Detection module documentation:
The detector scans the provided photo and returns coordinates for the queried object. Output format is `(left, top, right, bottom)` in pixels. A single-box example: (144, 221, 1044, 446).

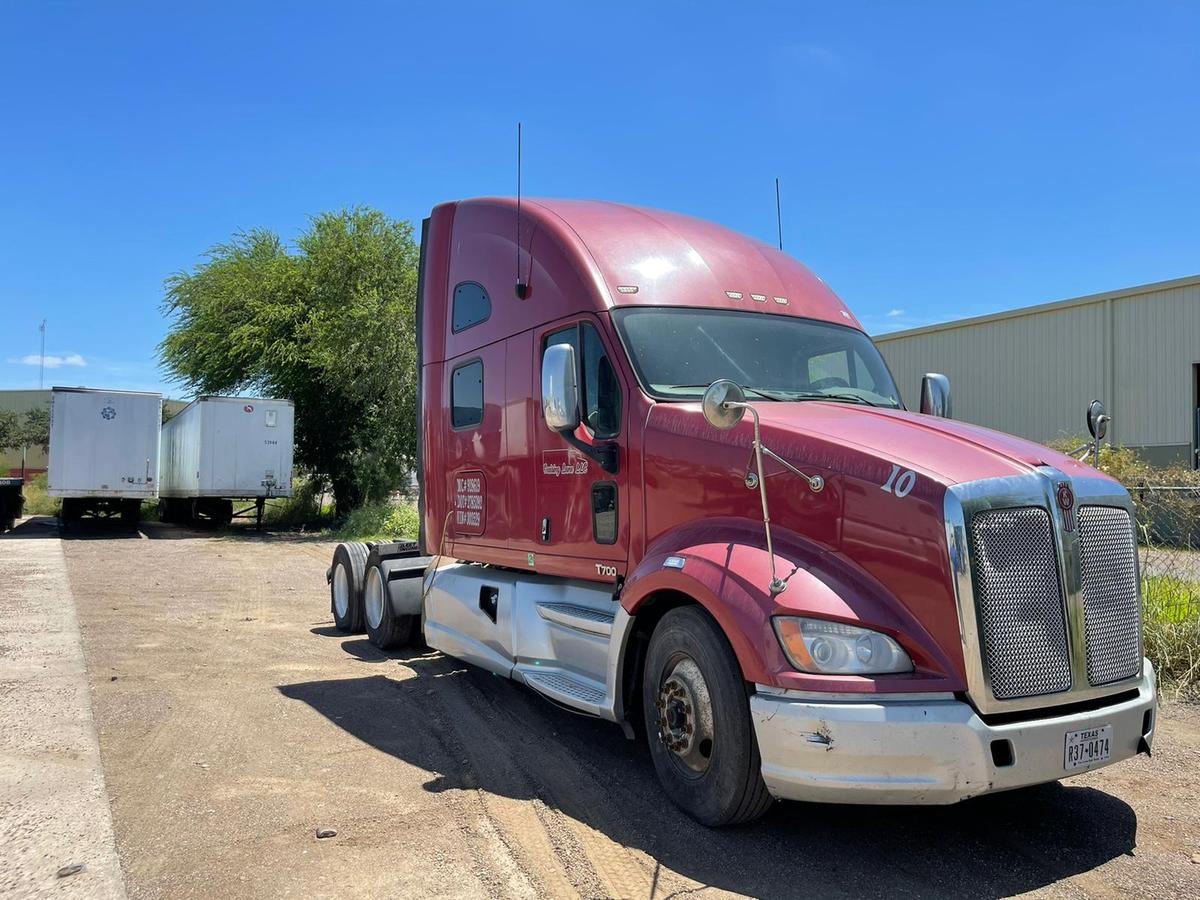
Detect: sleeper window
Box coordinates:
(452, 282, 491, 333)
(451, 360, 483, 428)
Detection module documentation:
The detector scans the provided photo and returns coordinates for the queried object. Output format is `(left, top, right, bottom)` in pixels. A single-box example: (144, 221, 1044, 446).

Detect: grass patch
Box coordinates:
(21, 474, 59, 517)
(262, 478, 335, 530)
(334, 502, 419, 542)
(1143, 575, 1200, 699)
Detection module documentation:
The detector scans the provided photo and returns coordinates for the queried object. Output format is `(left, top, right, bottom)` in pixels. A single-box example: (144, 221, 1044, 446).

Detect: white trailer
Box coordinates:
(159, 396, 294, 526)
(48, 387, 162, 525)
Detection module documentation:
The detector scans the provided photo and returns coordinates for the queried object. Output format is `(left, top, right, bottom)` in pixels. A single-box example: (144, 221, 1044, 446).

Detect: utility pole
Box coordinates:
(38, 319, 46, 389)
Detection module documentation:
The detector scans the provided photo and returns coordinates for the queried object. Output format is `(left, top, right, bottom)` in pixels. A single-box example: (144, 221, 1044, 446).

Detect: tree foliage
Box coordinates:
(0, 409, 18, 452)
(160, 208, 419, 512)
(0, 407, 50, 454)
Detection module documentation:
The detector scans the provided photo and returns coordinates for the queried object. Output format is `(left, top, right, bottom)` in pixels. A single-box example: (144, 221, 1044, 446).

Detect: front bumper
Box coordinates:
(751, 660, 1156, 805)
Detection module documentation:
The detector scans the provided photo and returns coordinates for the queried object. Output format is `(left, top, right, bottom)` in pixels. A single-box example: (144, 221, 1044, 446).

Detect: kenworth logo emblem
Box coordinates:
(100, 406, 116, 420)
(1056, 481, 1076, 532)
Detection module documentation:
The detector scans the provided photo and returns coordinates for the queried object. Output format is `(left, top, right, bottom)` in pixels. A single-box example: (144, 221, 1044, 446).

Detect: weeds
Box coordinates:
(21, 474, 58, 517)
(334, 502, 419, 542)
(1143, 575, 1200, 699)
(262, 478, 334, 530)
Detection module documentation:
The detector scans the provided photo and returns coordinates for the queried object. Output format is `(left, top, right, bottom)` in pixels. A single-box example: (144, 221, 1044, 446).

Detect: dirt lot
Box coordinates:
(4, 517, 1200, 898)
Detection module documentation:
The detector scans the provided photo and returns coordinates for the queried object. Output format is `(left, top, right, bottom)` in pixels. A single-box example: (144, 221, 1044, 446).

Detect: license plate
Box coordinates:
(1064, 725, 1113, 770)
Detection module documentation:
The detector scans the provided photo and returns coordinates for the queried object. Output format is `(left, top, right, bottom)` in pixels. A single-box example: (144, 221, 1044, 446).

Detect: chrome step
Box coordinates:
(535, 601, 614, 637)
(519, 667, 607, 712)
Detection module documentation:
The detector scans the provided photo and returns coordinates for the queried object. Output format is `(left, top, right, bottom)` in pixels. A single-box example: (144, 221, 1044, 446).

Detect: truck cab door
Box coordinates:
(534, 318, 628, 580)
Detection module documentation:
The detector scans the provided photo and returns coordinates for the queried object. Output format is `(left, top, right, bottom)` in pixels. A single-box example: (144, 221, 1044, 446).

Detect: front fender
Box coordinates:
(622, 517, 963, 694)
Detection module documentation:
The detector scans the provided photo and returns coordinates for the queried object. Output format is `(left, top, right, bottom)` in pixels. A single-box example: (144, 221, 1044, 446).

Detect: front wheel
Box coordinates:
(642, 606, 773, 826)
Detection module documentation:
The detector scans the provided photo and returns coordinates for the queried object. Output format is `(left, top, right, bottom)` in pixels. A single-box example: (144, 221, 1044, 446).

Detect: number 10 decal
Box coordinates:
(882, 464, 917, 498)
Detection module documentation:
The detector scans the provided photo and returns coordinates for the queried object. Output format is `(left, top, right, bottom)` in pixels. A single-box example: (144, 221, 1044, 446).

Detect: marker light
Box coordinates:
(773, 617, 913, 675)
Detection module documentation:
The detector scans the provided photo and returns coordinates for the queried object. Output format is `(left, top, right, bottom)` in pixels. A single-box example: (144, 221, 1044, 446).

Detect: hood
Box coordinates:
(752, 402, 1106, 487)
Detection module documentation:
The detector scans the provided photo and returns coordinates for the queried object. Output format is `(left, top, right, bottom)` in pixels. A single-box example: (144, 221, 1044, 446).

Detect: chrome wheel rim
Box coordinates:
(655, 656, 715, 775)
(333, 565, 350, 619)
(364, 567, 385, 631)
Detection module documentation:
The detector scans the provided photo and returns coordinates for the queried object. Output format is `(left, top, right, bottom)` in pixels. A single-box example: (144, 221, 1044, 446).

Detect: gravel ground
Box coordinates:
(3, 515, 1199, 898)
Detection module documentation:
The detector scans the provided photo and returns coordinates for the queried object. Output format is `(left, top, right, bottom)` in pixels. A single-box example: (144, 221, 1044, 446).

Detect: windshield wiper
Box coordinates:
(792, 392, 879, 407)
(663, 384, 781, 401)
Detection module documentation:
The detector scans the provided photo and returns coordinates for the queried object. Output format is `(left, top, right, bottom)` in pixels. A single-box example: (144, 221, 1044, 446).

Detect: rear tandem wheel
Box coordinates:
(330, 542, 368, 633)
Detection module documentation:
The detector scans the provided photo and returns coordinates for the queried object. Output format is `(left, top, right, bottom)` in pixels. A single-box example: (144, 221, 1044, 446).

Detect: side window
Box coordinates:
(543, 323, 621, 438)
(582, 324, 621, 438)
(591, 482, 618, 543)
(451, 360, 483, 429)
(852, 350, 881, 393)
(452, 282, 491, 333)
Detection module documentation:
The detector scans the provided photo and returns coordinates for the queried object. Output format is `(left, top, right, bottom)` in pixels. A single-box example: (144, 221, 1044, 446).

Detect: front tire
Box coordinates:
(363, 563, 417, 650)
(642, 606, 773, 826)
(330, 542, 367, 633)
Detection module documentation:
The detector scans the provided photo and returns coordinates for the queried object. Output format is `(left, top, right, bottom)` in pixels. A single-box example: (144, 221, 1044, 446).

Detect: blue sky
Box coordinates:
(2, 2, 1197, 396)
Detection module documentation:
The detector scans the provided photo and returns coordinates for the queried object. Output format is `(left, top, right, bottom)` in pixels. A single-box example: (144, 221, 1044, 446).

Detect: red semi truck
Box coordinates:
(329, 197, 1155, 826)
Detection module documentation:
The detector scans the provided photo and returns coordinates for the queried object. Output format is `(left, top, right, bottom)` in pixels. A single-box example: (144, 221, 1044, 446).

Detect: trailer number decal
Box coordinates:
(453, 470, 486, 535)
(881, 464, 917, 498)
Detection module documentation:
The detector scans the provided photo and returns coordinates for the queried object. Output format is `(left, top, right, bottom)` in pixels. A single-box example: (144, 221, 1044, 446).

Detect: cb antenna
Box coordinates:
(515, 122, 528, 299)
(775, 177, 783, 251)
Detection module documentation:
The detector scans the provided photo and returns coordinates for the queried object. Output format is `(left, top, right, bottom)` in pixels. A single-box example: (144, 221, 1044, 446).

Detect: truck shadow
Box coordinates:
(279, 649, 1139, 899)
(0, 516, 61, 539)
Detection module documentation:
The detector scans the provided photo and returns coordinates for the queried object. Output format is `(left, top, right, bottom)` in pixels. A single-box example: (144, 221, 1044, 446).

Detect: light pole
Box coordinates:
(38, 319, 46, 389)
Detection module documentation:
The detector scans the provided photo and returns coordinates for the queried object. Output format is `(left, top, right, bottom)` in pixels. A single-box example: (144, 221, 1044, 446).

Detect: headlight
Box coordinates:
(773, 617, 913, 675)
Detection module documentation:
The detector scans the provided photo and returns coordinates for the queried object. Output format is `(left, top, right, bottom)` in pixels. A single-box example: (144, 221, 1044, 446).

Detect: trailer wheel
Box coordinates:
(642, 606, 773, 826)
(363, 563, 418, 650)
(330, 542, 367, 633)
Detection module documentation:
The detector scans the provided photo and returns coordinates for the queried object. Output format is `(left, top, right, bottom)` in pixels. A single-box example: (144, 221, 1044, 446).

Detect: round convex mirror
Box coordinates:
(702, 380, 747, 430)
(1087, 399, 1108, 440)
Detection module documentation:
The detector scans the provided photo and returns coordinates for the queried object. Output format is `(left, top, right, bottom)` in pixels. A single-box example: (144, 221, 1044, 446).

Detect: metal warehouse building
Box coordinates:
(874, 274, 1200, 468)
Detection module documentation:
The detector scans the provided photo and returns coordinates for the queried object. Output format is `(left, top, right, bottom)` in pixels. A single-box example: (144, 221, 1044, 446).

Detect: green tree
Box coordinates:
(159, 208, 419, 513)
(0, 409, 19, 452)
(20, 407, 50, 453)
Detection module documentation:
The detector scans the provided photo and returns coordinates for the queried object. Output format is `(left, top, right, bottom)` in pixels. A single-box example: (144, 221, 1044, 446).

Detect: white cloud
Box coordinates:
(9, 353, 87, 369)
(886, 308, 905, 318)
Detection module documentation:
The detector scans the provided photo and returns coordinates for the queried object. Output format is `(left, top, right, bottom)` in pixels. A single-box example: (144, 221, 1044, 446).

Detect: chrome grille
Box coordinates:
(1078, 505, 1142, 685)
(969, 507, 1072, 699)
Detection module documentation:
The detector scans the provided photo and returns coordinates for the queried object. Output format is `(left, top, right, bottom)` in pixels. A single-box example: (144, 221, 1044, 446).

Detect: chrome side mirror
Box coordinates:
(1087, 399, 1109, 440)
(702, 380, 747, 430)
(541, 343, 580, 432)
(919, 373, 952, 418)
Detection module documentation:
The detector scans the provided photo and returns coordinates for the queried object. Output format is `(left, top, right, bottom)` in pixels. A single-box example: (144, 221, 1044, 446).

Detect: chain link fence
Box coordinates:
(1126, 483, 1200, 696)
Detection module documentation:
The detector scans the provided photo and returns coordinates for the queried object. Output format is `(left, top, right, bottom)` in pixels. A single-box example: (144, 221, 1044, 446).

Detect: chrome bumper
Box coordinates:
(751, 660, 1156, 805)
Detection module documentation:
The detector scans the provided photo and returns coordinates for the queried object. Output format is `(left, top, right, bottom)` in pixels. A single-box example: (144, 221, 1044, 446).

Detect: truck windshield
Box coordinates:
(612, 307, 903, 408)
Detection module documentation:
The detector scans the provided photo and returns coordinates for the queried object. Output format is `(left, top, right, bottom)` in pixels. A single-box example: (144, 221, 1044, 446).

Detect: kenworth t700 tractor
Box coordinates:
(328, 197, 1154, 826)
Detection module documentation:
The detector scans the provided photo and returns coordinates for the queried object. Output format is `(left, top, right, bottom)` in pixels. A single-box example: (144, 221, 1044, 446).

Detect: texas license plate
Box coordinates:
(1064, 725, 1113, 770)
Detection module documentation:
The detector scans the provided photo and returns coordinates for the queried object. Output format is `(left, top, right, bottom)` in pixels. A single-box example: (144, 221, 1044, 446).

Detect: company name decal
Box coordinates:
(541, 449, 589, 478)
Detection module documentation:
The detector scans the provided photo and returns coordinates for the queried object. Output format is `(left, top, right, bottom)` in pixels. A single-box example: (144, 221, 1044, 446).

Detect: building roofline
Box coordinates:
(873, 272, 1200, 342)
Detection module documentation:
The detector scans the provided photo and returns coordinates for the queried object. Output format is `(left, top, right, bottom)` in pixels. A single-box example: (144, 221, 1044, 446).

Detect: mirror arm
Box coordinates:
(759, 445, 825, 493)
(558, 429, 619, 475)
